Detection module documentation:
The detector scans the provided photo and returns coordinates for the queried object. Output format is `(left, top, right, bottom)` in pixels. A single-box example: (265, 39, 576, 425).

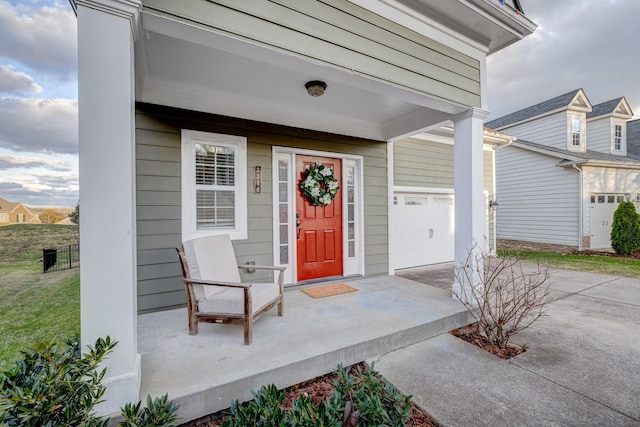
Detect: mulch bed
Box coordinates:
(180, 364, 439, 427)
(450, 323, 525, 360)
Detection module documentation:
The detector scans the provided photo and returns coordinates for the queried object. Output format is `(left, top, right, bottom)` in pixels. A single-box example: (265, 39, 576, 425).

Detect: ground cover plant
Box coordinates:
(184, 363, 437, 427)
(0, 224, 80, 370)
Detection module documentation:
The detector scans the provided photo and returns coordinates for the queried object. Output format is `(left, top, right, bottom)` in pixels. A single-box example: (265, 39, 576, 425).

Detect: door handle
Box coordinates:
(296, 215, 301, 240)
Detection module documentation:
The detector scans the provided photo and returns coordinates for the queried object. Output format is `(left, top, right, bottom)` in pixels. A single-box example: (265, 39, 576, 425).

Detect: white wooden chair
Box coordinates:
(176, 234, 285, 345)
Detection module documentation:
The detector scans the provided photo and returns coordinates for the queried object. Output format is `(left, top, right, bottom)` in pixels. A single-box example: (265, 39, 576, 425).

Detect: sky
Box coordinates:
(0, 0, 639, 207)
(486, 0, 640, 119)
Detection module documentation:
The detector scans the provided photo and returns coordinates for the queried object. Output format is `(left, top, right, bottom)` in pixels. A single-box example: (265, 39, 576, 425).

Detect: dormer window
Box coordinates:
(614, 124, 623, 151)
(571, 117, 582, 146)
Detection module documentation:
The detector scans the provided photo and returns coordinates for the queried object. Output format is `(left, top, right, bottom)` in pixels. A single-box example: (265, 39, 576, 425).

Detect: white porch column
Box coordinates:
(452, 108, 490, 301)
(77, 0, 141, 415)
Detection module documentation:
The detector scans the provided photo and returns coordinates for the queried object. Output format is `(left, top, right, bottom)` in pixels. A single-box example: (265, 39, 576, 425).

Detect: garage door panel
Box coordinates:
(590, 193, 625, 249)
(392, 192, 454, 269)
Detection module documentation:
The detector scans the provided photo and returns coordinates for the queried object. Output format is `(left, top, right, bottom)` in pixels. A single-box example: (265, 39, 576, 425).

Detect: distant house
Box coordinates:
(0, 197, 40, 225)
(627, 118, 640, 160)
(487, 88, 638, 251)
(55, 217, 75, 225)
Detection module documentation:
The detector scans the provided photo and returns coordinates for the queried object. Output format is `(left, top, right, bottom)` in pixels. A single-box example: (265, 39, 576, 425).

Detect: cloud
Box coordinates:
(0, 181, 22, 190)
(0, 65, 43, 94)
(487, 0, 640, 120)
(0, 1, 77, 80)
(0, 151, 73, 171)
(0, 181, 78, 207)
(0, 169, 78, 207)
(0, 97, 77, 154)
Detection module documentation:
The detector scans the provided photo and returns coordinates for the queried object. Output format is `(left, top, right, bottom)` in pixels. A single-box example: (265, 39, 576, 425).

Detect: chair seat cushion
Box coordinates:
(198, 282, 280, 315)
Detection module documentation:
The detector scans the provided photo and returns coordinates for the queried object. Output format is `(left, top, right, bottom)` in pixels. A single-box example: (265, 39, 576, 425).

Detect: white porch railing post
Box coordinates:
(452, 108, 490, 302)
(78, 0, 142, 416)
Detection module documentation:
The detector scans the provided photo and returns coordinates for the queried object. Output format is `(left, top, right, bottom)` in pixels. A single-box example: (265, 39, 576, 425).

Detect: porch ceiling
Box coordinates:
(135, 10, 465, 141)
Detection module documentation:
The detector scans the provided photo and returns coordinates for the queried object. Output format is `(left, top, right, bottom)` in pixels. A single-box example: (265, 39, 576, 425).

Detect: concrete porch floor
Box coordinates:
(137, 268, 466, 423)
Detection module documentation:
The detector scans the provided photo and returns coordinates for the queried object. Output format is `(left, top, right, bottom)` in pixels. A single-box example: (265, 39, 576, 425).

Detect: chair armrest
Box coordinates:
(184, 278, 252, 289)
(237, 265, 286, 289)
(238, 264, 287, 272)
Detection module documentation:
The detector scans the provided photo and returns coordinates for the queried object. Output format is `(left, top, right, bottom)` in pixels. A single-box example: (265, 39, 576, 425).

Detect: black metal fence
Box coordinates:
(43, 244, 79, 273)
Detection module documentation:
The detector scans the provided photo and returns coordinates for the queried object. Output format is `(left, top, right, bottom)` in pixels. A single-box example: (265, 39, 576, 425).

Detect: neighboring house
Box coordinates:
(627, 118, 640, 160)
(487, 88, 638, 251)
(391, 126, 514, 269)
(75, 0, 535, 414)
(0, 197, 40, 225)
(55, 217, 75, 225)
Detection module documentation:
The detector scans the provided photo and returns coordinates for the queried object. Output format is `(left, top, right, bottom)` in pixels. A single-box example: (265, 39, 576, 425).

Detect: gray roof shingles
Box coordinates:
(515, 138, 640, 166)
(485, 89, 582, 129)
(627, 119, 640, 160)
(586, 97, 624, 119)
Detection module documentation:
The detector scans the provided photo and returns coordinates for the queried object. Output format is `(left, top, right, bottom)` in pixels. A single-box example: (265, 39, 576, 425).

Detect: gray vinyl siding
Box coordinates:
(586, 118, 610, 153)
(496, 146, 580, 246)
(142, 0, 480, 108)
(136, 104, 387, 313)
(393, 138, 493, 192)
(499, 111, 568, 149)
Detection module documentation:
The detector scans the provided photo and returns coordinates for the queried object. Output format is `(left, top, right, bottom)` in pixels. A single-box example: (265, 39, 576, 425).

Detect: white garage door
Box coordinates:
(590, 194, 625, 249)
(391, 192, 455, 269)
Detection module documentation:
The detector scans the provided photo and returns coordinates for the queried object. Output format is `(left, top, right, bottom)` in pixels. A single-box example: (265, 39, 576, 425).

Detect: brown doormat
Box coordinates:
(302, 283, 358, 299)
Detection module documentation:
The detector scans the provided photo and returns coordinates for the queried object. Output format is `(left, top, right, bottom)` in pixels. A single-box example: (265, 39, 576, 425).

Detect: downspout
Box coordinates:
(572, 163, 584, 251)
(490, 136, 516, 255)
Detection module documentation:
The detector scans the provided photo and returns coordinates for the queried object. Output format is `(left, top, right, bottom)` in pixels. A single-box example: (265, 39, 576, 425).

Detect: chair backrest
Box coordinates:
(181, 234, 241, 299)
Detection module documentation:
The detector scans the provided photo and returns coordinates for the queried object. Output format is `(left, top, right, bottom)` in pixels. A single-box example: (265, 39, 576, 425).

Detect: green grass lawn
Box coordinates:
(499, 250, 640, 279)
(0, 224, 80, 371)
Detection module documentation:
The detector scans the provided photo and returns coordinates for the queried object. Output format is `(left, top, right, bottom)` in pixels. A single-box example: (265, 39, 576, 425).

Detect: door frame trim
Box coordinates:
(272, 146, 364, 285)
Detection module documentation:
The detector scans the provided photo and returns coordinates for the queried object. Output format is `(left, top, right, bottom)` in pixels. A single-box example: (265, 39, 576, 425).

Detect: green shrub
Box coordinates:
(0, 336, 116, 427)
(120, 394, 180, 427)
(221, 384, 291, 427)
(333, 363, 412, 426)
(611, 201, 640, 255)
(220, 363, 412, 427)
(0, 336, 180, 427)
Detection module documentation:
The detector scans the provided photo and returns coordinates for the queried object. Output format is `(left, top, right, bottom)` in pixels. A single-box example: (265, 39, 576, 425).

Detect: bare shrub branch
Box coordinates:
(453, 246, 552, 350)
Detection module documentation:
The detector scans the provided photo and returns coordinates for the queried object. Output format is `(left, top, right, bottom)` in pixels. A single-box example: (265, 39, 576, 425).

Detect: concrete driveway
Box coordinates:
(383, 266, 640, 426)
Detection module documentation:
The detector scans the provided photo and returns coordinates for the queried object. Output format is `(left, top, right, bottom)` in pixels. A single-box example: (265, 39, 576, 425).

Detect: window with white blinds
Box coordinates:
(182, 130, 247, 240)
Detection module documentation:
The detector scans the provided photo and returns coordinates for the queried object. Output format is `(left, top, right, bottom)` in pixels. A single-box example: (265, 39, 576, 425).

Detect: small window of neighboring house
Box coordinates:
(0, 213, 9, 223)
(614, 124, 623, 151)
(181, 130, 247, 241)
(16, 214, 25, 223)
(571, 117, 582, 146)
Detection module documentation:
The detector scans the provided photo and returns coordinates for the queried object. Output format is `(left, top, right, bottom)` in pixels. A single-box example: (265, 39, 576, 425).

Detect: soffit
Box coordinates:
(136, 10, 465, 141)
(390, 0, 537, 53)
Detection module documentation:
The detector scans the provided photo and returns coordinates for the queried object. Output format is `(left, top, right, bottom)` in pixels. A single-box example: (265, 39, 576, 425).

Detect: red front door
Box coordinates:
(296, 156, 343, 281)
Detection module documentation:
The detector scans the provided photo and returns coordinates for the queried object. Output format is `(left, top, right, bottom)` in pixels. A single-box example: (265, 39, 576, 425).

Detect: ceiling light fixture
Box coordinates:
(305, 80, 327, 97)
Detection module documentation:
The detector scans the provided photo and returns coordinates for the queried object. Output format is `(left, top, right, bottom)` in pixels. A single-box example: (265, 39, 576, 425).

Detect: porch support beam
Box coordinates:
(452, 107, 490, 301)
(77, 0, 142, 416)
